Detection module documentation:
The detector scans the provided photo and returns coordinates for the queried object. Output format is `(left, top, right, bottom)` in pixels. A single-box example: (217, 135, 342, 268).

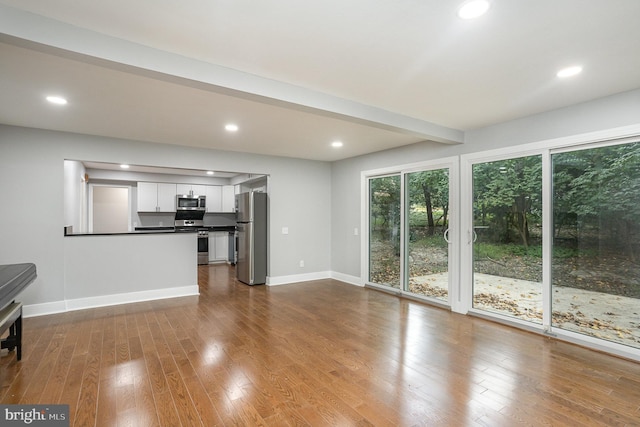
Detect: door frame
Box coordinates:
(361, 156, 460, 309)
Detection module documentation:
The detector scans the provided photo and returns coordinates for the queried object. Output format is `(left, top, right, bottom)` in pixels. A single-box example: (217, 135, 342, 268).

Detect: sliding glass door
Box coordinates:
(472, 155, 542, 323)
(367, 161, 456, 305)
(471, 155, 543, 323)
(406, 169, 450, 302)
(368, 175, 401, 289)
(465, 138, 639, 354)
(551, 141, 640, 349)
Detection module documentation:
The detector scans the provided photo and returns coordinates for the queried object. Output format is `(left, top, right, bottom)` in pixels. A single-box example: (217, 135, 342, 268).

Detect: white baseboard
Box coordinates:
(23, 272, 361, 316)
(331, 272, 363, 287)
(23, 285, 199, 317)
(267, 271, 331, 286)
(266, 271, 362, 287)
(22, 301, 67, 318)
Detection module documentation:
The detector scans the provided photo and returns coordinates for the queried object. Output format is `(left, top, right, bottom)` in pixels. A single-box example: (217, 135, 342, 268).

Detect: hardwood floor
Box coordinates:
(1, 263, 639, 426)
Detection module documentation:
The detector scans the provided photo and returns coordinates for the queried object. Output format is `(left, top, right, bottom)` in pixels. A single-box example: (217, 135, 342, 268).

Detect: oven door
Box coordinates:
(197, 230, 209, 265)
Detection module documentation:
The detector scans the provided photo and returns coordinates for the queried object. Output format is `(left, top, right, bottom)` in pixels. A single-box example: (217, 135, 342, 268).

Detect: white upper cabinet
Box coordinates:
(137, 182, 157, 212)
(157, 183, 177, 211)
(204, 185, 234, 212)
(205, 186, 222, 212)
(222, 185, 235, 213)
(138, 182, 234, 213)
(176, 184, 190, 195)
(192, 185, 207, 197)
(176, 184, 206, 196)
(137, 182, 177, 212)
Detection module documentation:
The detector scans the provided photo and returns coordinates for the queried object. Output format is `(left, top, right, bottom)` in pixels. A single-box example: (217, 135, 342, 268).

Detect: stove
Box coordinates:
(174, 219, 204, 230)
(174, 209, 208, 264)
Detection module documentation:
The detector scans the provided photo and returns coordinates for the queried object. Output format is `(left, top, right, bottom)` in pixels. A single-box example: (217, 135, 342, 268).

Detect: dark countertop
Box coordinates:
(65, 225, 236, 236)
(138, 226, 236, 232)
(133, 226, 176, 231)
(65, 229, 180, 236)
(204, 226, 237, 232)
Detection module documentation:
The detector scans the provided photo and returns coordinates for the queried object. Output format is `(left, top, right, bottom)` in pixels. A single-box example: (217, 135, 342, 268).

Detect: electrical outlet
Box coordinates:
(282, 227, 289, 235)
(299, 260, 304, 268)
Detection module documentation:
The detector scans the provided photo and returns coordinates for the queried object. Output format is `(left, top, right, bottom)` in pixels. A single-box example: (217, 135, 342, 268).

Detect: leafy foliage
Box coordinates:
(553, 142, 640, 259)
(408, 169, 449, 229)
(369, 175, 401, 286)
(473, 155, 542, 248)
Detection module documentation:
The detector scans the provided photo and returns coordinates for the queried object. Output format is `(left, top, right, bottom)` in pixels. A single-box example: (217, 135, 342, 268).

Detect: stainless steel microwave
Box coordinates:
(176, 194, 206, 210)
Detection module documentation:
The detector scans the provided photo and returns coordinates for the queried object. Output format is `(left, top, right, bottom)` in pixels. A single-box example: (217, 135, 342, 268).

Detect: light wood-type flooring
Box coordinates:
(1, 263, 639, 426)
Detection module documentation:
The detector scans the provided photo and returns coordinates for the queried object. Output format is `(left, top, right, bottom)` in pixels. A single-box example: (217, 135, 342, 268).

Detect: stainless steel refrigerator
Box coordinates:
(236, 192, 267, 285)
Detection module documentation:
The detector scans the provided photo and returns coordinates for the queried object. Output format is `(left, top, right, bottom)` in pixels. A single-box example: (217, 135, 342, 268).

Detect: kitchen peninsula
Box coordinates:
(62, 231, 198, 311)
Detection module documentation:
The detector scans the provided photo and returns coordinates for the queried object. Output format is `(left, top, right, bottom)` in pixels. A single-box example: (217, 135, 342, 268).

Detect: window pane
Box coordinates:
(406, 169, 449, 302)
(369, 175, 401, 288)
(552, 141, 640, 349)
(472, 155, 543, 323)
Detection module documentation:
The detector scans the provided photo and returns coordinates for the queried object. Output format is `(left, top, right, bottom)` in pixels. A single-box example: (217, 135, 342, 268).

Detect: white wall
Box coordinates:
(0, 125, 332, 307)
(63, 159, 85, 232)
(1, 129, 66, 306)
(331, 88, 640, 279)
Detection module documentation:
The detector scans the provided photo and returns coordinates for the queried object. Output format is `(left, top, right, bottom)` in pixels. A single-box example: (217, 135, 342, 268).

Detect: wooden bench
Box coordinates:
(0, 263, 36, 362)
(0, 301, 22, 360)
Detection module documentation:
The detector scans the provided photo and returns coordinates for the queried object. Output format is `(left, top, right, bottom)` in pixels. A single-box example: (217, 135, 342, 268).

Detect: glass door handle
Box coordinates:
(443, 228, 450, 243)
(468, 229, 478, 244)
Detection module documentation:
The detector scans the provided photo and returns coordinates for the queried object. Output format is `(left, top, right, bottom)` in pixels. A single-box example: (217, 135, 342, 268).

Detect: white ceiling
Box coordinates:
(1, 0, 639, 162)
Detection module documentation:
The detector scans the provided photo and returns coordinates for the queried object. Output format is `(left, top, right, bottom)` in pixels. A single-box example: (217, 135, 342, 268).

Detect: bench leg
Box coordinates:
(1, 312, 22, 361)
(15, 314, 21, 361)
(7, 323, 16, 351)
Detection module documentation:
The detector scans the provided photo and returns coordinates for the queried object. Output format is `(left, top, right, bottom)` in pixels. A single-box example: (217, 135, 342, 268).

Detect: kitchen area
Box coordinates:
(136, 184, 238, 267)
(63, 160, 269, 301)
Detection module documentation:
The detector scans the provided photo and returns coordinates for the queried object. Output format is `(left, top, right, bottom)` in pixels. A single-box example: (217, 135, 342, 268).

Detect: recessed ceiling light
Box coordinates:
(331, 141, 344, 148)
(46, 95, 67, 105)
(225, 124, 239, 132)
(206, 171, 215, 175)
(557, 65, 583, 78)
(458, 0, 490, 19)
(120, 164, 130, 169)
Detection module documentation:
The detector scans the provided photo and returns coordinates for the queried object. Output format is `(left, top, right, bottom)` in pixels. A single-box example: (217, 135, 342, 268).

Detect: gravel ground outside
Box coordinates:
(411, 272, 640, 348)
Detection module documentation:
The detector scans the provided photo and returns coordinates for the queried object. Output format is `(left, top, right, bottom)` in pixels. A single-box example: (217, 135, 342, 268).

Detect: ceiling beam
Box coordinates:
(0, 4, 464, 144)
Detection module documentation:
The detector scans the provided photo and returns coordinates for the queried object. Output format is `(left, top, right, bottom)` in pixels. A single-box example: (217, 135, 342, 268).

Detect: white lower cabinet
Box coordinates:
(208, 232, 229, 262)
(214, 232, 229, 261)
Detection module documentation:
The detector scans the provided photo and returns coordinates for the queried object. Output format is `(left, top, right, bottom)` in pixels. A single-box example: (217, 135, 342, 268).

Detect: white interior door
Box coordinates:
(91, 185, 130, 233)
